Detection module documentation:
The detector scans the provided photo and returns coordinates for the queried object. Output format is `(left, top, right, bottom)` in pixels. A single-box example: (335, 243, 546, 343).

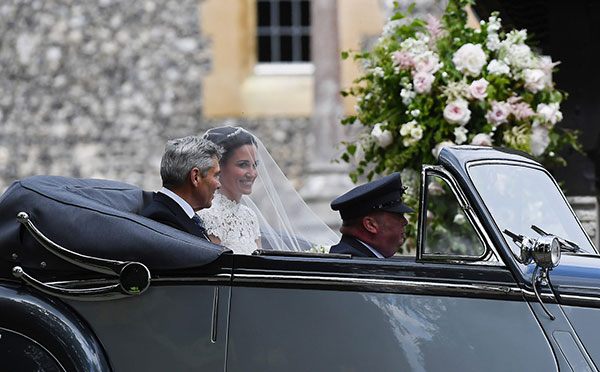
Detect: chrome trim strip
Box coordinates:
(211, 287, 219, 343)
(418, 165, 503, 264)
(233, 273, 521, 296)
(560, 294, 600, 305)
(45, 273, 232, 288)
(13, 266, 129, 301)
(521, 288, 557, 301)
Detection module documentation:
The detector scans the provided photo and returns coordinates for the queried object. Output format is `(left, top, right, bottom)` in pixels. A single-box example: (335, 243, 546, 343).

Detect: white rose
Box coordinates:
(371, 123, 393, 148)
(471, 133, 493, 146)
(413, 71, 435, 94)
(487, 59, 510, 75)
(468, 78, 489, 100)
(428, 180, 445, 195)
(443, 99, 471, 125)
(530, 122, 550, 156)
(400, 120, 416, 136)
(454, 126, 468, 145)
(536, 102, 562, 125)
(485, 101, 511, 125)
(523, 68, 546, 93)
(410, 126, 423, 140)
(453, 213, 466, 225)
(432, 141, 455, 160)
(452, 43, 487, 77)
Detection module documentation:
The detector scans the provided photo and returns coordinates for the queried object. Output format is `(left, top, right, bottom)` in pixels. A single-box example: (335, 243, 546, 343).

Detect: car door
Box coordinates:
(226, 253, 556, 372)
(64, 255, 233, 372)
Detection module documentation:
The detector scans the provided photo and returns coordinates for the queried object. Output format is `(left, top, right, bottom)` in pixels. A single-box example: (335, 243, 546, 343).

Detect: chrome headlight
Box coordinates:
(533, 235, 561, 268)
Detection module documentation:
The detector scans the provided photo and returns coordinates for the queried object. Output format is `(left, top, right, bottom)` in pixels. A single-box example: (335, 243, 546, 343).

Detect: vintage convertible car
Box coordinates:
(1, 146, 599, 371)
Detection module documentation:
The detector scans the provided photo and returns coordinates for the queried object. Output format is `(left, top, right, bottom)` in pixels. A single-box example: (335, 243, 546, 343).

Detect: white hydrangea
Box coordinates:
(371, 66, 385, 78)
(400, 88, 416, 106)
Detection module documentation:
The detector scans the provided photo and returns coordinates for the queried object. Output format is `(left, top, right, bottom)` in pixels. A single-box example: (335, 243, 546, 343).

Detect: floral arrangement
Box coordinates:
(340, 0, 579, 182)
(339, 0, 580, 252)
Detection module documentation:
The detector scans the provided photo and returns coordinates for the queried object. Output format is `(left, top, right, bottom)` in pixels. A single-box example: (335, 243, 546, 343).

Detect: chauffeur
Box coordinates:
(330, 172, 415, 258)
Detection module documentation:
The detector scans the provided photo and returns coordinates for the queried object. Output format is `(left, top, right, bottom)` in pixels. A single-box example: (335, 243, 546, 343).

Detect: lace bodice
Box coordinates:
(197, 193, 260, 254)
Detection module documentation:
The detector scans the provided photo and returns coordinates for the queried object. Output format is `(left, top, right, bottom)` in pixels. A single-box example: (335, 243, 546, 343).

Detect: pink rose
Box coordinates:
(443, 100, 471, 125)
(485, 101, 511, 125)
(414, 51, 440, 74)
(413, 71, 435, 94)
(392, 51, 414, 70)
(467, 78, 489, 100)
(508, 97, 535, 121)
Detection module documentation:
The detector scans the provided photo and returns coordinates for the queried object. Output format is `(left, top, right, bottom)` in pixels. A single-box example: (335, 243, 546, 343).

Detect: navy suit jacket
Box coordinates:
(329, 235, 377, 258)
(141, 192, 209, 240)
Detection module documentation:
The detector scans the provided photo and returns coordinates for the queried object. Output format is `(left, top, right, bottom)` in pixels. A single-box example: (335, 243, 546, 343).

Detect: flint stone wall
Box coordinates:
(0, 0, 308, 194)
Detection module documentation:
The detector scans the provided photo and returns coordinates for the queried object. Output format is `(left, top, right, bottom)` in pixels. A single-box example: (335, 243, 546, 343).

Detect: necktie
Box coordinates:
(191, 215, 209, 240)
(191, 214, 205, 229)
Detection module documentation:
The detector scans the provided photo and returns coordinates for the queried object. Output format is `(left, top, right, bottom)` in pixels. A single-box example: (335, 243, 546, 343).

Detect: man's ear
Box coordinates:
(362, 216, 379, 234)
(190, 168, 202, 187)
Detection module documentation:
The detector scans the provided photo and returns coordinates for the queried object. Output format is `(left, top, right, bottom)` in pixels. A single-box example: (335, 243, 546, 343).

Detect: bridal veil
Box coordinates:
(203, 126, 339, 252)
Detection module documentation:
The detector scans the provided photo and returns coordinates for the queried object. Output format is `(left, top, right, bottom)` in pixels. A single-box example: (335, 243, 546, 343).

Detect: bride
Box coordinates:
(197, 126, 338, 254)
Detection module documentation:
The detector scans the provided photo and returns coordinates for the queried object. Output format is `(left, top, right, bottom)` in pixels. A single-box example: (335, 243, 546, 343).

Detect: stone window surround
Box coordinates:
(200, 0, 384, 118)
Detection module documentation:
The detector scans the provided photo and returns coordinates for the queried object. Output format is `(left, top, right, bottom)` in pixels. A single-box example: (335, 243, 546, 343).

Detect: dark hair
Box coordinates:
(203, 126, 257, 164)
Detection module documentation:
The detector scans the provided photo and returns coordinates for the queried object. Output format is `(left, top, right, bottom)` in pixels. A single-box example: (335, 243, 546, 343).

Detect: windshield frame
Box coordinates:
(466, 159, 598, 257)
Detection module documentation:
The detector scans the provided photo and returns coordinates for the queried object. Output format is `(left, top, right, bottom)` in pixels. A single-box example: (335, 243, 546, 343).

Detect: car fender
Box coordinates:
(0, 283, 111, 372)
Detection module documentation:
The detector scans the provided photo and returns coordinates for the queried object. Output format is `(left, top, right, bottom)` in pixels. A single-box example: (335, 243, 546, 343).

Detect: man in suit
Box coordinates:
(141, 136, 223, 240)
(329, 172, 415, 258)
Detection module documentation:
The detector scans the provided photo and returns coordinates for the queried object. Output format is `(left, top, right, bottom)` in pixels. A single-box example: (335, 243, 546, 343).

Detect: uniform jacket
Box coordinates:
(329, 234, 377, 258)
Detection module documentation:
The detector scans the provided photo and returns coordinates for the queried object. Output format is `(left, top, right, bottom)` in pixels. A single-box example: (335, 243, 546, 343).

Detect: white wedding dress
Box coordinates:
(197, 193, 260, 255)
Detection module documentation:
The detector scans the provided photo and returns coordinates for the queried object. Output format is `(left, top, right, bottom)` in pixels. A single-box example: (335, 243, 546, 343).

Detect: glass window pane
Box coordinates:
(423, 175, 485, 257)
(257, 1, 271, 27)
(279, 1, 292, 26)
(301, 35, 310, 61)
(258, 36, 272, 62)
(280, 35, 293, 61)
(300, 1, 310, 26)
(469, 163, 596, 254)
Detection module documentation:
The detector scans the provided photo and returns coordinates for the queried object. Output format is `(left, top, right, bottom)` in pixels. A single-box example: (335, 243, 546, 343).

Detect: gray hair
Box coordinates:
(160, 136, 223, 188)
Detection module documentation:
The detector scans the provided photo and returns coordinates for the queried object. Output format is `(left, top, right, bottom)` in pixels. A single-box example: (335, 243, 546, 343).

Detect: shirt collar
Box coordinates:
(356, 239, 384, 258)
(159, 187, 195, 218)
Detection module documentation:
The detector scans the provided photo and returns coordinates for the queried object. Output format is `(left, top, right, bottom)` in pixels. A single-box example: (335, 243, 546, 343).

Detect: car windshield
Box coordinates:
(469, 162, 596, 256)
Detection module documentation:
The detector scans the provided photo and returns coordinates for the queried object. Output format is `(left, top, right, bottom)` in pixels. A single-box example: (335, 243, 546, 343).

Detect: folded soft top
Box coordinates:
(0, 176, 229, 279)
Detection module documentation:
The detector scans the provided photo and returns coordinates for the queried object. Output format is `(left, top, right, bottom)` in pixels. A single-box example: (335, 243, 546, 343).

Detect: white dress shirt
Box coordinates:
(159, 187, 195, 218)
